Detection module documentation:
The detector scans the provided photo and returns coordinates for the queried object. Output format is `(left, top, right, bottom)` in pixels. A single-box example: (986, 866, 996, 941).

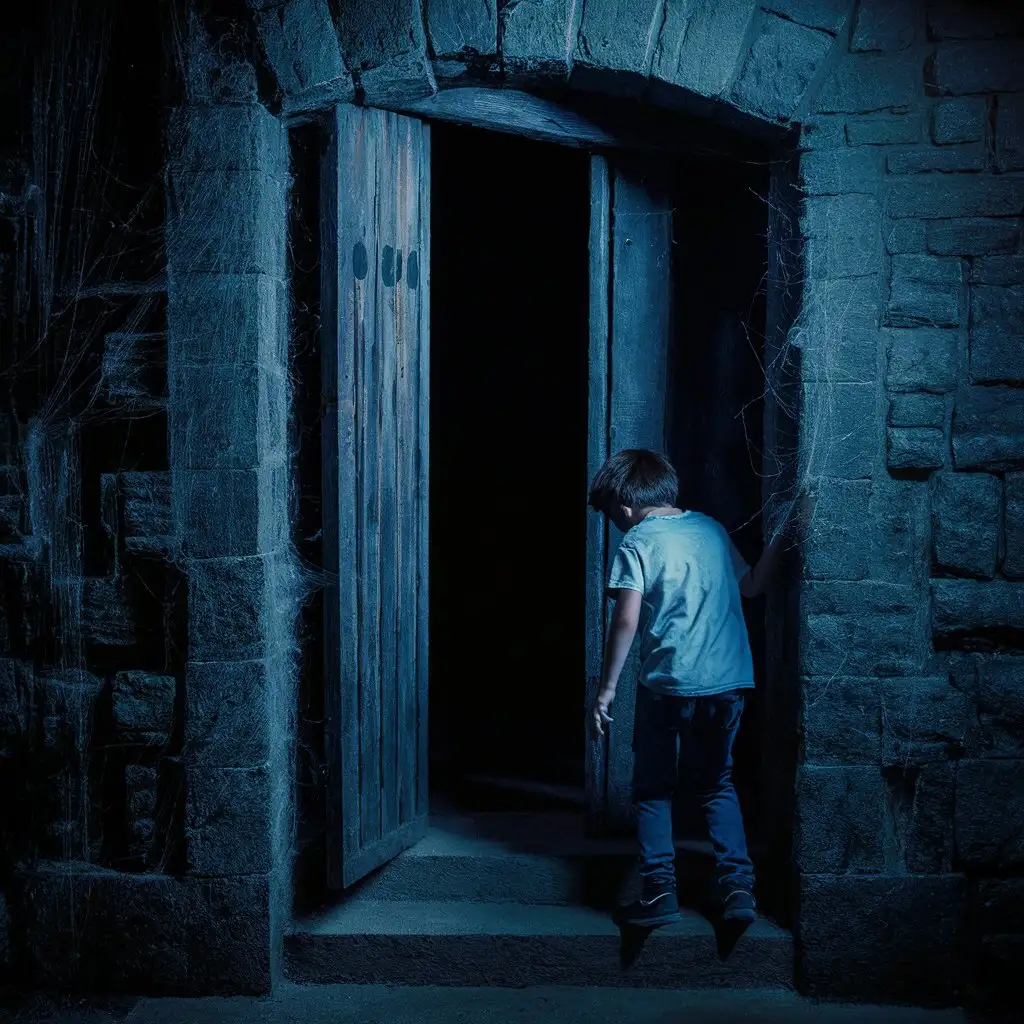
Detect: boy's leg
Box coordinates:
(689, 691, 756, 919)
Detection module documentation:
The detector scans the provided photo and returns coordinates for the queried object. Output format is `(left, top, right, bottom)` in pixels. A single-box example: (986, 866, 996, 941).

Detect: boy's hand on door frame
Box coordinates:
(589, 695, 614, 740)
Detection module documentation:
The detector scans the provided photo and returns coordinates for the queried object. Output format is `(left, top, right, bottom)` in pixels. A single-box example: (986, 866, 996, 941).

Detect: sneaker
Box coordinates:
(721, 888, 757, 924)
(617, 880, 681, 928)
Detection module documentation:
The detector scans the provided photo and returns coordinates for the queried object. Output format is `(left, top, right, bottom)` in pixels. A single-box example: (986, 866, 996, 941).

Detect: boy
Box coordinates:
(587, 448, 793, 929)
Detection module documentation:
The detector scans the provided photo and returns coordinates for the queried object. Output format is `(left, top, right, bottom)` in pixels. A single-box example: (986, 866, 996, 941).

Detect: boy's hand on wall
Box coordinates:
(589, 697, 614, 739)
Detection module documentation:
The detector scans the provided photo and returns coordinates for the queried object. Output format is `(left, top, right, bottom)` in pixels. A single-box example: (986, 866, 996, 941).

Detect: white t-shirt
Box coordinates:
(607, 511, 755, 697)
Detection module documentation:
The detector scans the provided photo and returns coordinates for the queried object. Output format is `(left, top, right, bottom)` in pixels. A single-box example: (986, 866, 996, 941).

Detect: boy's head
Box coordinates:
(588, 449, 679, 532)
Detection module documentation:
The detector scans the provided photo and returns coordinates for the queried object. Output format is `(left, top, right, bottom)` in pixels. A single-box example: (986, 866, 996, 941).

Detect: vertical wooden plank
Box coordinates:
(334, 105, 368, 884)
(357, 108, 383, 851)
(396, 116, 420, 827)
(585, 154, 611, 836)
(605, 154, 673, 832)
(378, 110, 400, 840)
(415, 122, 431, 821)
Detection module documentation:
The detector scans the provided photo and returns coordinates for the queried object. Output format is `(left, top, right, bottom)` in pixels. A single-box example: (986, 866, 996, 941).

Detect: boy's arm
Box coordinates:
(596, 588, 642, 706)
(740, 494, 814, 598)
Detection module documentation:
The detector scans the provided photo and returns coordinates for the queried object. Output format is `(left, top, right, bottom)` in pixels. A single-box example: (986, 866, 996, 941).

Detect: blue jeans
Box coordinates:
(632, 683, 755, 894)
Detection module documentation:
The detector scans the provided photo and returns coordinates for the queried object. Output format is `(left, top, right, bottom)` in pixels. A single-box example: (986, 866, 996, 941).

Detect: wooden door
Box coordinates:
(322, 104, 430, 888)
(585, 153, 672, 834)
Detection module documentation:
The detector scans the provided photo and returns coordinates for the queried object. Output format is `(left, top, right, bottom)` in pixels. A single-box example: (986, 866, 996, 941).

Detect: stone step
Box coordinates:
(285, 898, 793, 989)
(356, 812, 765, 907)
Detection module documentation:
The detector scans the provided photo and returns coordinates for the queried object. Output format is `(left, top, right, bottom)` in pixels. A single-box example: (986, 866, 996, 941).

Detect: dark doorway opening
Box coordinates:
(428, 123, 591, 808)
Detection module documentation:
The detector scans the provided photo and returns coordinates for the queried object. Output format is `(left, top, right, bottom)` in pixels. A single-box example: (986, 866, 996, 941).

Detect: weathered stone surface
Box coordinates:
(933, 42, 1024, 96)
(846, 114, 921, 145)
(12, 864, 270, 993)
(927, 1, 1024, 40)
(885, 272, 962, 329)
(927, 218, 1021, 256)
(796, 765, 884, 872)
(186, 765, 271, 875)
(956, 759, 1024, 868)
(803, 479, 870, 580)
(800, 383, 877, 480)
(169, 273, 287, 367)
(188, 555, 271, 662)
(850, 0, 917, 52)
(886, 144, 986, 174)
(931, 471, 1002, 577)
(886, 219, 926, 253)
(111, 670, 176, 744)
(254, 0, 354, 108)
(574, 0, 660, 75)
(888, 393, 945, 428)
(81, 577, 137, 646)
(167, 104, 287, 175)
(880, 677, 970, 763)
(885, 327, 958, 392)
(765, 0, 848, 34)
(971, 254, 1024, 286)
(996, 94, 1024, 172)
(799, 114, 845, 149)
(933, 96, 987, 145)
(185, 660, 272, 767)
(816, 55, 918, 113)
(166, 169, 286, 277)
(177, 10, 259, 105)
(731, 13, 832, 122)
(887, 426, 945, 471)
(651, 0, 758, 100)
(801, 677, 881, 764)
(884, 760, 956, 874)
(1006, 473, 1024, 578)
(970, 284, 1024, 384)
(428, 0, 497, 59)
(888, 176, 1024, 219)
(801, 327, 877, 383)
(868, 476, 931, 584)
(798, 874, 966, 1003)
(121, 471, 172, 548)
(125, 764, 157, 853)
(103, 332, 167, 404)
(804, 194, 882, 279)
(932, 579, 1024, 637)
(500, 0, 575, 78)
(169, 364, 288, 472)
(801, 582, 929, 677)
(952, 387, 1024, 471)
(953, 654, 1024, 757)
(799, 148, 881, 194)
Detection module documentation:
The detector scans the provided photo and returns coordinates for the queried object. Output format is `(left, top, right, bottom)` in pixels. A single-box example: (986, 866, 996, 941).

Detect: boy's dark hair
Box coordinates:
(588, 449, 679, 514)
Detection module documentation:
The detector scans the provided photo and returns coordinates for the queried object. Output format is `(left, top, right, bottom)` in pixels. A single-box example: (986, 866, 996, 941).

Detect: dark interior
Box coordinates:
(428, 123, 591, 803)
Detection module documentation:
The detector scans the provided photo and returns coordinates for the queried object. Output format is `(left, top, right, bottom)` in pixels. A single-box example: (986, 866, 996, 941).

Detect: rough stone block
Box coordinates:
(185, 659, 272, 767)
(188, 555, 271, 662)
(956, 759, 1024, 868)
(970, 284, 1024, 384)
(186, 765, 271, 875)
(888, 177, 1024, 219)
(846, 114, 921, 146)
(885, 219, 926, 253)
(887, 426, 945, 471)
(804, 194, 883, 279)
(880, 677, 970, 763)
(112, 671, 176, 745)
(731, 13, 832, 122)
(428, 0, 497, 59)
(927, 218, 1021, 256)
(933, 41, 1024, 96)
(801, 677, 881, 765)
(81, 577, 137, 646)
(166, 168, 286, 277)
(977, 877, 1024, 936)
(892, 250, 966, 288)
(888, 393, 946, 427)
(1006, 472, 1024, 578)
(798, 275, 883, 335)
(906, 761, 956, 873)
(168, 273, 287, 367)
(169, 364, 288, 471)
(850, 0, 917, 52)
(996, 94, 1024, 172)
(931, 471, 1002, 578)
(799, 148, 881, 194)
(800, 382, 877, 480)
(868, 476, 931, 584)
(765, 0, 848, 34)
(953, 654, 1024, 758)
(952, 387, 1024, 470)
(37, 672, 103, 756)
(803, 479, 871, 580)
(574, 0, 660, 75)
(120, 471, 172, 549)
(816, 55, 918, 114)
(500, 0, 576, 79)
(179, 463, 288, 559)
(886, 144, 986, 174)
(971, 254, 1024, 286)
(799, 114, 845, 149)
(932, 579, 1024, 638)
(254, 0, 354, 108)
(885, 328, 958, 392)
(126, 764, 157, 853)
(651, 0, 758, 100)
(884, 278, 961, 329)
(167, 104, 287, 175)
(801, 327, 877, 384)
(932, 96, 987, 145)
(103, 332, 167, 404)
(796, 765, 884, 872)
(798, 873, 966, 1004)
